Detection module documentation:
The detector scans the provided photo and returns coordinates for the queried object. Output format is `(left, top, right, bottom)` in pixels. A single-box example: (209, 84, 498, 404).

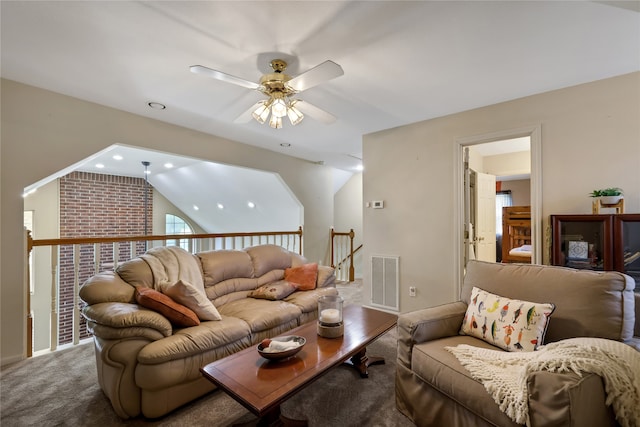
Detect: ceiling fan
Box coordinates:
(190, 58, 344, 129)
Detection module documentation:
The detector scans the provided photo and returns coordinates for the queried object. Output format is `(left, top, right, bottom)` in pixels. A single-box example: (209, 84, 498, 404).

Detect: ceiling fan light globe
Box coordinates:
(252, 102, 271, 124)
(269, 115, 282, 129)
(287, 106, 304, 126)
(271, 98, 287, 118)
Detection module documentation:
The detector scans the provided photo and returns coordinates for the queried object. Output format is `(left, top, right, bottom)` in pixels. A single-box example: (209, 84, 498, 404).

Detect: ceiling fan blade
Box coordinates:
(287, 60, 344, 92)
(190, 65, 261, 90)
(233, 102, 262, 123)
(293, 100, 337, 124)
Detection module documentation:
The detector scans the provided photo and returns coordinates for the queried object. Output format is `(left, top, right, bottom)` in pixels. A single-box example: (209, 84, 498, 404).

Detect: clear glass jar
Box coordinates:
(318, 295, 343, 326)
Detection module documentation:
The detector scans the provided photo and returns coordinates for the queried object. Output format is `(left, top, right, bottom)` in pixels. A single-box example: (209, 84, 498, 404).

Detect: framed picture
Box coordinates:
(568, 241, 589, 260)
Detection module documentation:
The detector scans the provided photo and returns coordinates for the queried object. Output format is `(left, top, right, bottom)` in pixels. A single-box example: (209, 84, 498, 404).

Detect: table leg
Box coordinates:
(342, 348, 385, 378)
(235, 405, 308, 427)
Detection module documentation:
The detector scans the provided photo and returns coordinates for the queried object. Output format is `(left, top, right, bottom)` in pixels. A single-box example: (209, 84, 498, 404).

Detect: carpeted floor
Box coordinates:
(1, 282, 414, 427)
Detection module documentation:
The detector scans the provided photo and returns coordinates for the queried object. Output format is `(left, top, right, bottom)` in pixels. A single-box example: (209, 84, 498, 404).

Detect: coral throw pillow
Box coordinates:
(248, 280, 298, 300)
(284, 263, 318, 290)
(459, 287, 555, 352)
(135, 287, 200, 327)
(162, 280, 222, 321)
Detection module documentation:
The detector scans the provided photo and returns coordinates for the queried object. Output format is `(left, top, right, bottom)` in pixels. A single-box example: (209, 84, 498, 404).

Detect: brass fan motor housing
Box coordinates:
(258, 59, 296, 96)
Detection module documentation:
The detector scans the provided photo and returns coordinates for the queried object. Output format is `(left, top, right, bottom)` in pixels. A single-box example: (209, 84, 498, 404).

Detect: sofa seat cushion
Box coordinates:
(136, 337, 253, 391)
(218, 298, 302, 333)
(137, 315, 251, 364)
(412, 335, 517, 426)
(284, 287, 339, 314)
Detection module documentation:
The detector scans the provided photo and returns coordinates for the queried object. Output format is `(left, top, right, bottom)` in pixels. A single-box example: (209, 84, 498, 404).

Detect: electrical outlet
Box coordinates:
(409, 286, 416, 297)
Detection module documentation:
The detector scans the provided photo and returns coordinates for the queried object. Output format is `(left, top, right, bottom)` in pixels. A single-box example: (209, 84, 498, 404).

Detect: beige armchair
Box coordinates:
(396, 261, 638, 427)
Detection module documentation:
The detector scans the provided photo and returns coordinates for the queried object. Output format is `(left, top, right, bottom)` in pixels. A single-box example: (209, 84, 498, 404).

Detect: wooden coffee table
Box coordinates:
(201, 304, 397, 426)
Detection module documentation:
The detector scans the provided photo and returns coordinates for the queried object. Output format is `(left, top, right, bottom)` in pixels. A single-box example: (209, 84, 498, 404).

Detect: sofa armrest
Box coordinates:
(80, 271, 136, 305)
(83, 302, 172, 339)
(397, 301, 467, 368)
(527, 370, 616, 427)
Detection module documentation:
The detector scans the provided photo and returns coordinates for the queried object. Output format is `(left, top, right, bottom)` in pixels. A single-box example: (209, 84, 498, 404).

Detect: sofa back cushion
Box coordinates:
(116, 257, 154, 288)
(198, 250, 253, 287)
(245, 244, 293, 277)
(462, 261, 635, 343)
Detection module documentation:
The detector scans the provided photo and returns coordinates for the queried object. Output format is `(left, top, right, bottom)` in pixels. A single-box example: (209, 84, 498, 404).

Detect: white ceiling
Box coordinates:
(3, 1, 639, 232)
(2, 1, 639, 173)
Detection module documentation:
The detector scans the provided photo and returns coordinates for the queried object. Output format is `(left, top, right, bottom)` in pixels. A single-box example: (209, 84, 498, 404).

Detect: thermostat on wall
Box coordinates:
(372, 200, 384, 209)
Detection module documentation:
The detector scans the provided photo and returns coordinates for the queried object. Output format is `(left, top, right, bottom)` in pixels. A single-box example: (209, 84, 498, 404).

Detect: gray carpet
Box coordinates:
(1, 282, 414, 426)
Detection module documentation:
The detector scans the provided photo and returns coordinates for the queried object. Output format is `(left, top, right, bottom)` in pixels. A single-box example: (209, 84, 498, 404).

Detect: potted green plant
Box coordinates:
(590, 187, 624, 205)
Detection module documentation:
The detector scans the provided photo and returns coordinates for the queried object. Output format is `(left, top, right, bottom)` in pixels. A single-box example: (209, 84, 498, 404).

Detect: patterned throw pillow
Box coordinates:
(248, 280, 298, 300)
(162, 280, 222, 321)
(284, 263, 318, 290)
(135, 287, 200, 327)
(460, 287, 555, 352)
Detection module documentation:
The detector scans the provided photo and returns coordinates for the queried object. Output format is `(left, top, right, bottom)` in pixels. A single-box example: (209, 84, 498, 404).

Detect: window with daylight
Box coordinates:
(165, 214, 194, 251)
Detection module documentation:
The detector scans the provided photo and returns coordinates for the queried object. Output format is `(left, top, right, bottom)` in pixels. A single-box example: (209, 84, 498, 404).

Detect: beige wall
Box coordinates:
(501, 179, 531, 207)
(1, 79, 333, 364)
(334, 173, 363, 277)
(23, 180, 59, 351)
(334, 173, 363, 245)
(363, 72, 640, 313)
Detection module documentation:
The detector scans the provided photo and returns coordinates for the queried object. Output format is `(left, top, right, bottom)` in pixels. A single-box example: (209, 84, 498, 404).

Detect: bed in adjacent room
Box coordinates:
(501, 205, 532, 263)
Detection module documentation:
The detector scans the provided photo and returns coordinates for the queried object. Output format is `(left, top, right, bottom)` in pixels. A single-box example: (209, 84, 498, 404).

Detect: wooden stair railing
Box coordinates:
(24, 227, 303, 357)
(330, 228, 356, 282)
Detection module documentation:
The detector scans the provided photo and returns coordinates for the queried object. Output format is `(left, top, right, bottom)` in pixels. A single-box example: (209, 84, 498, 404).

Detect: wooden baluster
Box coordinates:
(50, 246, 58, 352)
(349, 229, 355, 282)
(93, 243, 101, 274)
(73, 244, 80, 346)
(25, 229, 33, 357)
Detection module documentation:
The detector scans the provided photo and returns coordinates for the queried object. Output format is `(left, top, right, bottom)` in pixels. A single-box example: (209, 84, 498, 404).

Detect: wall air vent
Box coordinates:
(370, 255, 399, 310)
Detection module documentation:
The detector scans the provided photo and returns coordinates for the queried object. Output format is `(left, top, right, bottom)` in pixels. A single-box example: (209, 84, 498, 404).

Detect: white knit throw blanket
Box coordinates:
(446, 338, 640, 427)
(140, 246, 205, 292)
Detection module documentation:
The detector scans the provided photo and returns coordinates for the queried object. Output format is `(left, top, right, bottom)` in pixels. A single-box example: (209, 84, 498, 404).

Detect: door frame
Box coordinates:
(452, 125, 542, 298)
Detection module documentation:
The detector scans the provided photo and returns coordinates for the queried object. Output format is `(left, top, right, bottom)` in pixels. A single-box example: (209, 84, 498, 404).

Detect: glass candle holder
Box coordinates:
(318, 295, 343, 326)
(317, 295, 344, 338)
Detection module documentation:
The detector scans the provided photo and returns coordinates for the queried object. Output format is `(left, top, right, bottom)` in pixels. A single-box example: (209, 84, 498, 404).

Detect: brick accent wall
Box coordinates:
(58, 171, 152, 344)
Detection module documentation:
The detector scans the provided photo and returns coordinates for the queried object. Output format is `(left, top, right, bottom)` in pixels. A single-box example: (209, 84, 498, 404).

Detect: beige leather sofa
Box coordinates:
(80, 244, 337, 419)
(396, 261, 639, 427)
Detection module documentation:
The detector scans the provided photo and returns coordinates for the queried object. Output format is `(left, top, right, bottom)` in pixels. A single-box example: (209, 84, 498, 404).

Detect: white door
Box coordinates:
(475, 172, 496, 262)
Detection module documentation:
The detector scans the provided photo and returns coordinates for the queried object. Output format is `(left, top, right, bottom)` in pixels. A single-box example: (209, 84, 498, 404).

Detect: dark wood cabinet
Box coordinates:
(551, 214, 640, 289)
(613, 214, 640, 288)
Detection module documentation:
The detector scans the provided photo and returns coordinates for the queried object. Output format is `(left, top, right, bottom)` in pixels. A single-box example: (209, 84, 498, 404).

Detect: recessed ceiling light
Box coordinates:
(112, 154, 123, 160)
(247, 201, 255, 208)
(96, 163, 105, 168)
(217, 203, 224, 210)
(355, 164, 364, 171)
(164, 163, 174, 168)
(193, 205, 199, 211)
(148, 102, 166, 110)
(280, 143, 291, 147)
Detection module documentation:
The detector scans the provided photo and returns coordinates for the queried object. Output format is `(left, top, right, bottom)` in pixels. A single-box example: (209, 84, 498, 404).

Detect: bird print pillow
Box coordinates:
(460, 287, 555, 352)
